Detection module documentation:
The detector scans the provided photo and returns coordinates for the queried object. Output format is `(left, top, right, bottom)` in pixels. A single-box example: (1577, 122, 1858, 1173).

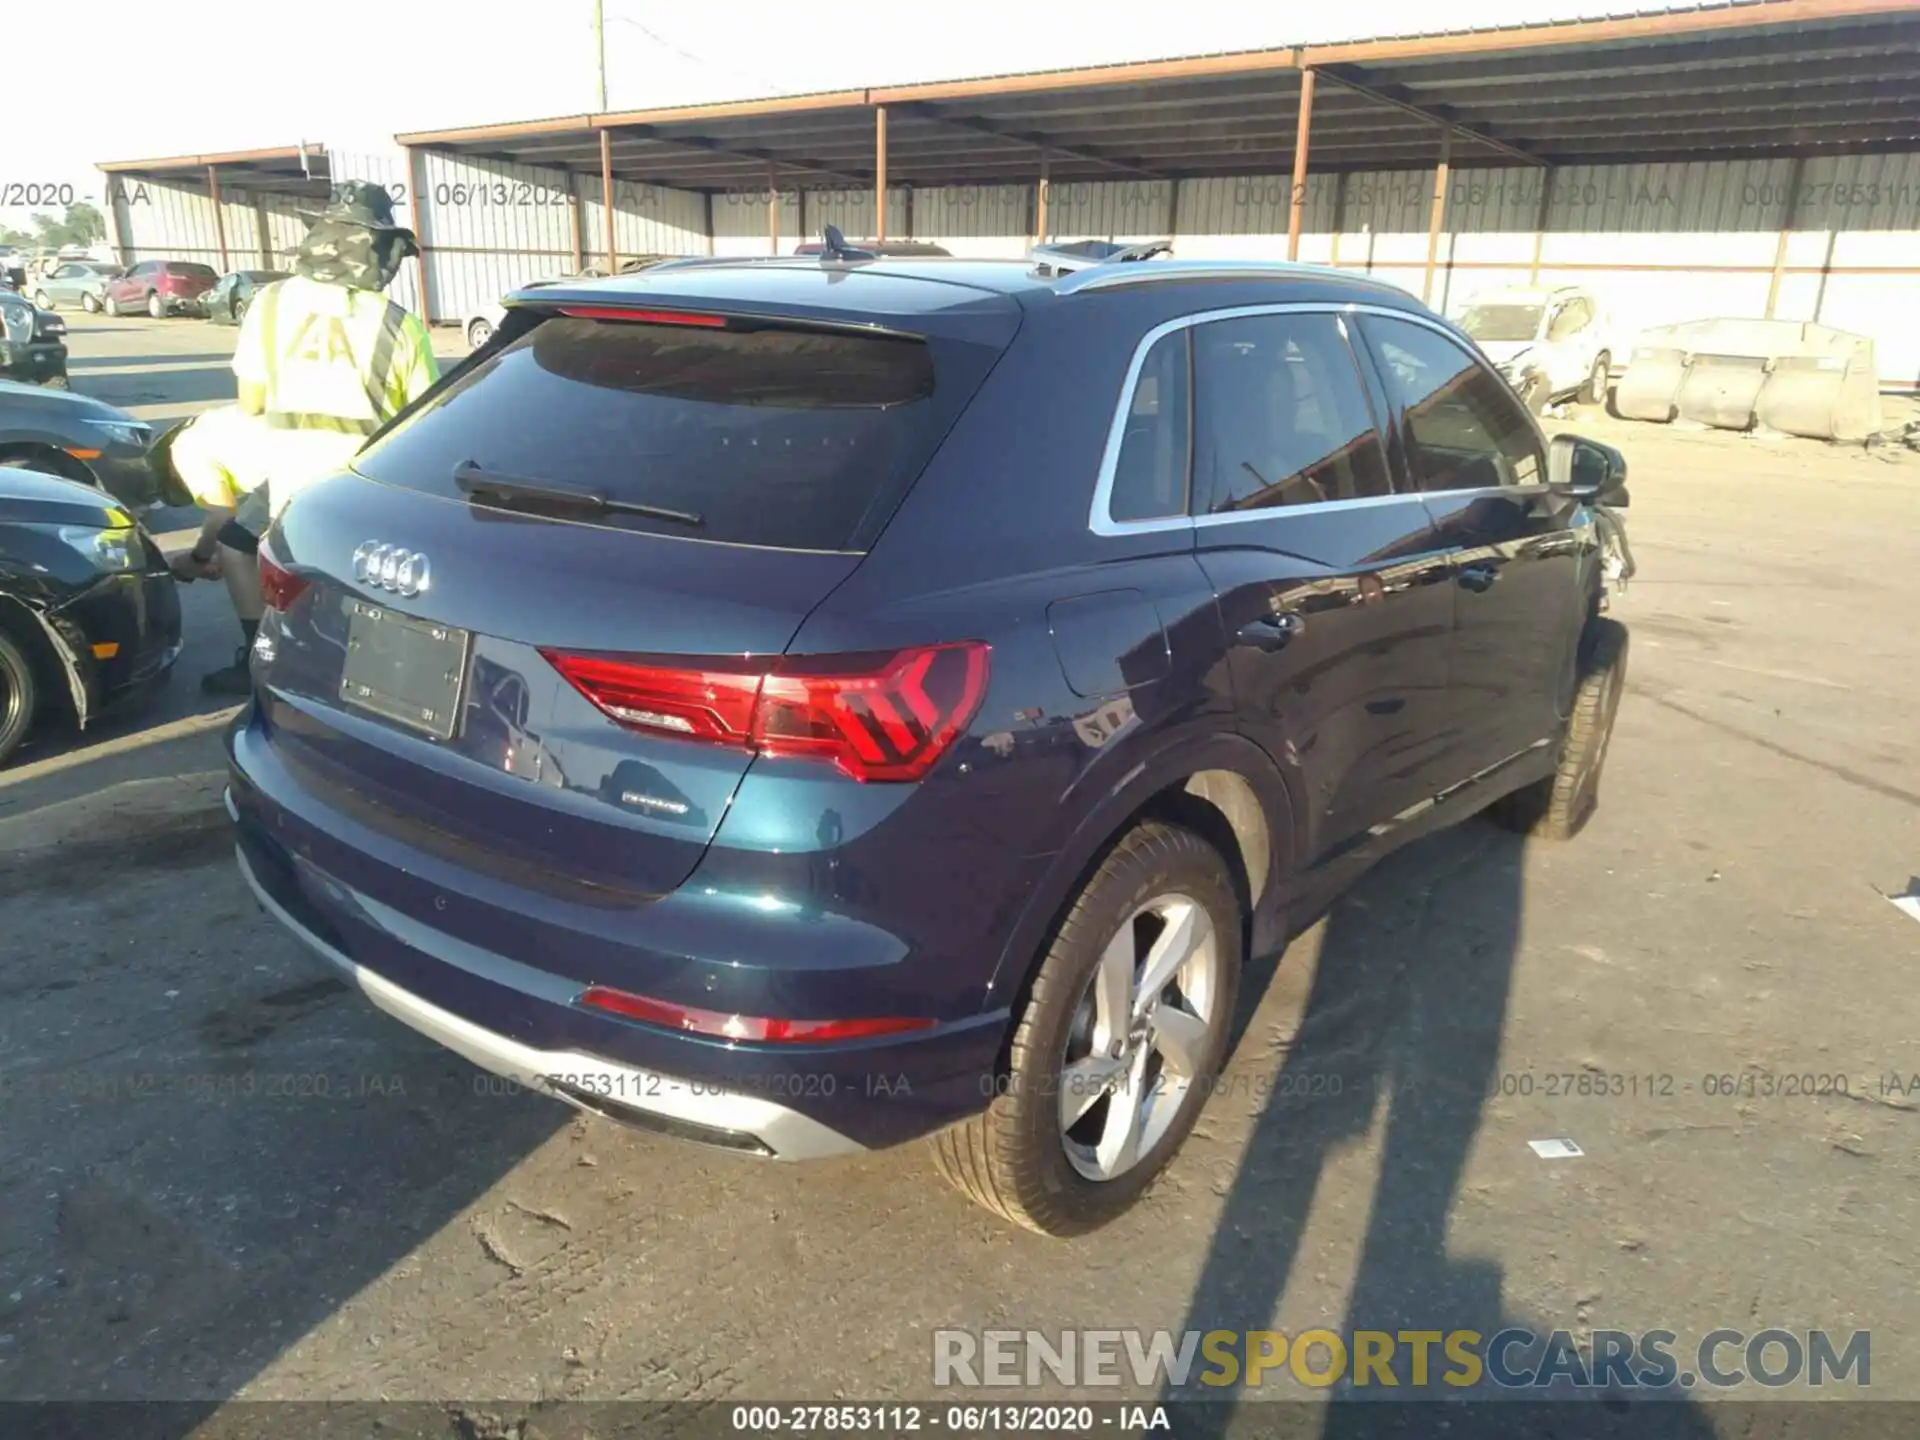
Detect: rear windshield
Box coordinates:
(355, 313, 980, 551)
(166, 263, 218, 280)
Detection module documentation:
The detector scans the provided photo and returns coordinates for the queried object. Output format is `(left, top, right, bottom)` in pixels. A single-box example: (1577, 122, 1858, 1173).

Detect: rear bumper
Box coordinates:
(233, 825, 863, 1160)
(226, 711, 1010, 1154)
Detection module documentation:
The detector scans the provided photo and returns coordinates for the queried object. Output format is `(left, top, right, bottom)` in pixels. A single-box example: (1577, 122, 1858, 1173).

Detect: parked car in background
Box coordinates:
(0, 292, 68, 387)
(230, 253, 1632, 1235)
(102, 260, 220, 318)
(1455, 285, 1612, 412)
(464, 257, 673, 347)
(32, 260, 125, 313)
(0, 252, 25, 292)
(0, 380, 156, 504)
(200, 269, 288, 324)
(0, 464, 181, 766)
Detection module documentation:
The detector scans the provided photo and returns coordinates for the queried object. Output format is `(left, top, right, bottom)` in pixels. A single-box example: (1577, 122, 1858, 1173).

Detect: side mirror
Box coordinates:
(1548, 434, 1629, 508)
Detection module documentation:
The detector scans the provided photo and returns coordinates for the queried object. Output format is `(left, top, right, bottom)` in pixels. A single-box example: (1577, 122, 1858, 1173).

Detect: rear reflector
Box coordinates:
(557, 306, 728, 327)
(258, 539, 309, 613)
(578, 984, 934, 1044)
(542, 641, 989, 783)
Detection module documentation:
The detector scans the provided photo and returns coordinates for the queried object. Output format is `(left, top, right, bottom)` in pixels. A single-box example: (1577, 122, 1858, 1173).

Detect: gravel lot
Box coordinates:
(3, 314, 1918, 1435)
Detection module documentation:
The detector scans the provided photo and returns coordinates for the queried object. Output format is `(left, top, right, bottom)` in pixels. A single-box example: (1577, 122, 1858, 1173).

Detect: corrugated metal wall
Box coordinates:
(102, 146, 1920, 385)
(416, 151, 706, 319)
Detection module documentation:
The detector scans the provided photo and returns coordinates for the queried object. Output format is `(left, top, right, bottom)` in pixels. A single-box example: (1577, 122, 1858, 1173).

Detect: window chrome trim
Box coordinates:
(1089, 301, 1486, 539)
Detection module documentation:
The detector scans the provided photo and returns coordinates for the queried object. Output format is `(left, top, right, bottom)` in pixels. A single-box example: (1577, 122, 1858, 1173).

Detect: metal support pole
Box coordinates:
(253, 195, 272, 269)
(1765, 155, 1804, 319)
(600, 130, 617, 271)
(703, 192, 715, 256)
(1329, 171, 1347, 267)
(590, 0, 607, 111)
(568, 171, 584, 273)
(1035, 153, 1050, 244)
(797, 188, 808, 244)
(874, 107, 888, 242)
(903, 187, 914, 241)
(1288, 67, 1316, 261)
(1167, 177, 1181, 241)
(1528, 167, 1554, 283)
(767, 164, 780, 255)
(1423, 132, 1451, 305)
(406, 146, 433, 322)
(207, 166, 230, 273)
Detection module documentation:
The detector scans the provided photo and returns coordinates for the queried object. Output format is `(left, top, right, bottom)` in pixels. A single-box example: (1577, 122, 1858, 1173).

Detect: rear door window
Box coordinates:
(1192, 312, 1390, 513)
(1360, 315, 1543, 491)
(354, 312, 993, 552)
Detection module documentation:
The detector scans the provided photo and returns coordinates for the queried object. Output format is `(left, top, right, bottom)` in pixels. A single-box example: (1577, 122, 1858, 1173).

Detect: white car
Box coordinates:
(1456, 285, 1613, 412)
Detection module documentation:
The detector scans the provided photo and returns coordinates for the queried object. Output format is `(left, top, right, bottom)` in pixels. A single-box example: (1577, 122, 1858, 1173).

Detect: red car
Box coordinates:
(103, 260, 219, 318)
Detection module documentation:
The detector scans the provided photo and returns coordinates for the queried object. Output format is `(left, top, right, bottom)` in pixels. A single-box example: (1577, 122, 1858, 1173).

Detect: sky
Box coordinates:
(5, 0, 1696, 228)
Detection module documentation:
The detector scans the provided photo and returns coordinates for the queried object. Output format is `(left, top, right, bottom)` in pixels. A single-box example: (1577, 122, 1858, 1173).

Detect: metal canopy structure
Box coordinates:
(97, 144, 332, 197)
(396, 0, 1920, 198)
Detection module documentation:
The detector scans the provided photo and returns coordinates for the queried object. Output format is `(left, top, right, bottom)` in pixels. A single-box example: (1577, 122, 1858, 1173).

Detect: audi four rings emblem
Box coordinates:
(352, 541, 431, 598)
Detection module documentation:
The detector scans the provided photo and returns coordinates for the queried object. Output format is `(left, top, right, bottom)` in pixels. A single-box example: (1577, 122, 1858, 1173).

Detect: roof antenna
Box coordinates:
(820, 224, 875, 262)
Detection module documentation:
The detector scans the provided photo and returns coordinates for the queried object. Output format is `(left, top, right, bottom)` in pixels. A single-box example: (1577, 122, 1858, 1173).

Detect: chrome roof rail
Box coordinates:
(1057, 258, 1408, 297)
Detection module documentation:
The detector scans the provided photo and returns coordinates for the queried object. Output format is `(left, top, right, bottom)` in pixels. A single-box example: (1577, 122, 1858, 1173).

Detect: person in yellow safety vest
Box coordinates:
(169, 180, 440, 694)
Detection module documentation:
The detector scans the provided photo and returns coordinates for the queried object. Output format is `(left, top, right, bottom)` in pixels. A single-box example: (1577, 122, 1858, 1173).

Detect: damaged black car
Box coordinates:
(0, 466, 181, 766)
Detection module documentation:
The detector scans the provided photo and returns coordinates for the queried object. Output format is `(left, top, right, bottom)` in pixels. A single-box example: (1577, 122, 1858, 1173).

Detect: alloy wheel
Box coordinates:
(1058, 892, 1223, 1182)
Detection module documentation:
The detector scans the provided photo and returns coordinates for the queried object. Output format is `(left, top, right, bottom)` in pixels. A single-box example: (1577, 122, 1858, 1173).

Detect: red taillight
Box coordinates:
(541, 641, 990, 783)
(258, 541, 309, 612)
(578, 984, 934, 1044)
(557, 306, 727, 326)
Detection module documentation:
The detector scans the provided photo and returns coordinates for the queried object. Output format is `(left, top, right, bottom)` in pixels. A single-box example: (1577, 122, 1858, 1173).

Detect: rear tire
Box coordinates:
(1489, 617, 1628, 841)
(103, 292, 121, 317)
(81, 292, 100, 313)
(0, 629, 38, 769)
(234, 295, 250, 323)
(146, 291, 165, 319)
(467, 317, 494, 348)
(931, 821, 1241, 1236)
(33, 290, 52, 310)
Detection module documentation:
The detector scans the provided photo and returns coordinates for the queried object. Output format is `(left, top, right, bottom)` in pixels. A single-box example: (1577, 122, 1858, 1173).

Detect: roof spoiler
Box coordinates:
(1029, 238, 1173, 278)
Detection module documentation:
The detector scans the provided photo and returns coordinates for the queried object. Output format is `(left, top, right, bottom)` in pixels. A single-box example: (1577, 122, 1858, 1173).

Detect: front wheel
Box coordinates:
(932, 821, 1242, 1236)
(1581, 351, 1612, 405)
(33, 291, 52, 310)
(146, 291, 165, 319)
(467, 317, 494, 348)
(1488, 617, 1628, 841)
(0, 628, 39, 769)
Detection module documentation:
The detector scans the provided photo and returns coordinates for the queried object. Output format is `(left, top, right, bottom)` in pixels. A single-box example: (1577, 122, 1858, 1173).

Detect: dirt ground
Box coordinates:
(2, 314, 1918, 1435)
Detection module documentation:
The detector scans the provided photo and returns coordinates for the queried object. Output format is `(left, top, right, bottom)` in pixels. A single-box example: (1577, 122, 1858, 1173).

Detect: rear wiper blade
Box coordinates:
(453, 462, 703, 528)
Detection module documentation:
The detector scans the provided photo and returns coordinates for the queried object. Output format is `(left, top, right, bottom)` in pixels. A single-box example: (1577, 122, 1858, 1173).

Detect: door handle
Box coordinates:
(1236, 613, 1304, 652)
(1458, 565, 1499, 593)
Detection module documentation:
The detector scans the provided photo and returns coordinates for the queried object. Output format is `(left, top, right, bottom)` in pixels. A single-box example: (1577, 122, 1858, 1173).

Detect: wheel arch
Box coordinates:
(979, 733, 1298, 1043)
(0, 593, 89, 727)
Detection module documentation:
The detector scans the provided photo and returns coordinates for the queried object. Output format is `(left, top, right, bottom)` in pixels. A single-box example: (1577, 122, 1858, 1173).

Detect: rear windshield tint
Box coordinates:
(354, 314, 968, 551)
(167, 263, 218, 279)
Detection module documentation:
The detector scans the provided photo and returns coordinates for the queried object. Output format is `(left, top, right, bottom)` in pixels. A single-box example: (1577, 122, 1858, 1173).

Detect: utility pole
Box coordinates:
(591, 0, 608, 111)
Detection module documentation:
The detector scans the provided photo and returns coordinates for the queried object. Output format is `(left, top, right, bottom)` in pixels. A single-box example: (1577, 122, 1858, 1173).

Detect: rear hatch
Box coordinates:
(257, 276, 1019, 900)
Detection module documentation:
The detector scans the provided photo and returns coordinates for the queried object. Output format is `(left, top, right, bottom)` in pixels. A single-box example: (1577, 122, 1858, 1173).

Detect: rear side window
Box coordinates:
(355, 314, 988, 551)
(1109, 329, 1191, 522)
(1362, 316, 1543, 491)
(1193, 313, 1390, 513)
